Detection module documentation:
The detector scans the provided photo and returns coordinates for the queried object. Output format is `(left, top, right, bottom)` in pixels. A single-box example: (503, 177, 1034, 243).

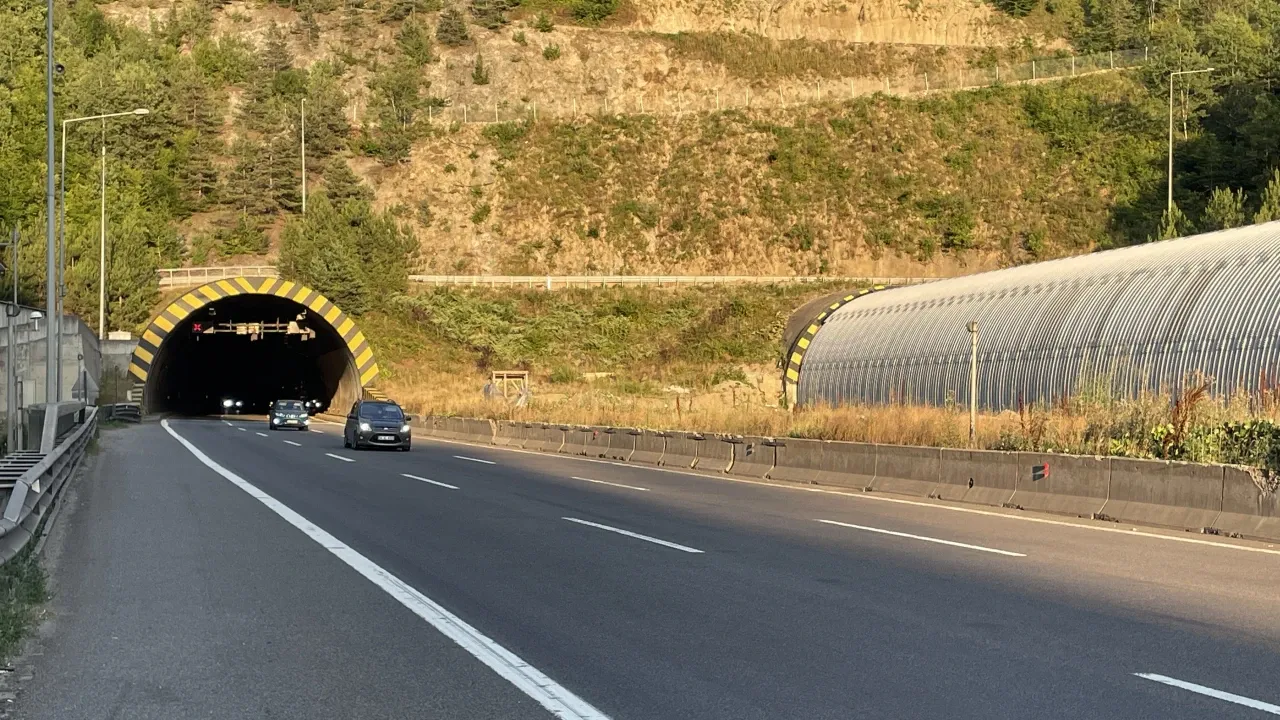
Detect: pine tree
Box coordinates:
(436, 6, 470, 46)
(261, 22, 293, 72)
(1157, 202, 1190, 241)
(223, 138, 277, 216)
(1254, 170, 1280, 224)
(470, 0, 517, 30)
(266, 134, 304, 213)
(323, 157, 374, 204)
(396, 16, 434, 64)
(1203, 187, 1246, 231)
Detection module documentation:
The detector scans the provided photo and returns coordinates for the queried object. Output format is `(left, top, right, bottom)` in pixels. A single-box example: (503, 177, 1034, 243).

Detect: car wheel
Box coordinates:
(343, 435, 351, 449)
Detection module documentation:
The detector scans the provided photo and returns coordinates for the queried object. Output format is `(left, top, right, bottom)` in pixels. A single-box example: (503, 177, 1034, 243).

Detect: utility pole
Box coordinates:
(59, 108, 148, 393)
(967, 320, 979, 446)
(1167, 68, 1214, 212)
(44, 0, 56, 408)
(300, 98, 307, 214)
(99, 123, 106, 341)
(3, 229, 18, 452)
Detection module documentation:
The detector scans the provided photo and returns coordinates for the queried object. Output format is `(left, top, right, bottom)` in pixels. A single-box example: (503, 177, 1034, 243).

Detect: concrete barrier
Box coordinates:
(1209, 467, 1280, 541)
(935, 449, 1019, 506)
(696, 435, 734, 473)
(871, 445, 941, 498)
(1009, 453, 1110, 517)
(605, 428, 635, 461)
(1101, 458, 1224, 531)
(580, 426, 611, 457)
(787, 440, 876, 490)
(458, 418, 495, 444)
(769, 438, 824, 484)
(526, 424, 564, 453)
(729, 436, 775, 479)
(629, 431, 665, 465)
(494, 421, 524, 447)
(561, 427, 588, 455)
(438, 417, 465, 440)
(662, 432, 701, 469)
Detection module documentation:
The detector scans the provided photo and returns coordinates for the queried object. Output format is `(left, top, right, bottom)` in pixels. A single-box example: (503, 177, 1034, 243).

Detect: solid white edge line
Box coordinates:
(419, 436, 1280, 557)
(1135, 673, 1280, 715)
(325, 453, 355, 463)
(454, 455, 496, 465)
(160, 420, 611, 720)
(570, 476, 650, 492)
(562, 517, 704, 554)
(284, 440, 302, 447)
(256, 432, 269, 437)
(402, 473, 459, 490)
(816, 519, 1025, 557)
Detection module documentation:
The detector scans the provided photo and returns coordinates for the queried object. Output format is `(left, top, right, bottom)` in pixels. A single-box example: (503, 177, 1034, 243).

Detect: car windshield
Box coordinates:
(359, 403, 403, 421)
(275, 401, 305, 412)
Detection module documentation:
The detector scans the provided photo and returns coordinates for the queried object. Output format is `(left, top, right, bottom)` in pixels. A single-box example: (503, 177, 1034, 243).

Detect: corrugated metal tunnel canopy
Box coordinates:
(797, 223, 1280, 410)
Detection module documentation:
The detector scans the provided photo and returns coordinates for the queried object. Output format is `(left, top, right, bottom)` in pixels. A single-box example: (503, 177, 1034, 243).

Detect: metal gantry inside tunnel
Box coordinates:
(129, 277, 379, 415)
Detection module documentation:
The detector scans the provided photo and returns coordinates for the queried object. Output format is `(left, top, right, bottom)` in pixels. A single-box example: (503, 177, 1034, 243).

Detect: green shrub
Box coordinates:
(542, 43, 561, 60)
(436, 6, 470, 45)
(533, 11, 554, 31)
(472, 54, 490, 84)
(570, 0, 616, 22)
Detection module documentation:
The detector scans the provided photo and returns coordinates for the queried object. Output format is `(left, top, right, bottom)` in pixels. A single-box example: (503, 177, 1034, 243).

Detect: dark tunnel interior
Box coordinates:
(146, 294, 360, 416)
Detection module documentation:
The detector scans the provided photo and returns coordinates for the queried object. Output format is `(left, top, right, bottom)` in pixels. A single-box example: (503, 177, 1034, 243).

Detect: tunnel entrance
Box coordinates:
(129, 277, 379, 415)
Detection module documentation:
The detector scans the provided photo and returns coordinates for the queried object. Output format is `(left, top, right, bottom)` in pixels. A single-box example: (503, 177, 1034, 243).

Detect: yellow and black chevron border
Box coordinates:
(783, 285, 885, 399)
(128, 276, 380, 387)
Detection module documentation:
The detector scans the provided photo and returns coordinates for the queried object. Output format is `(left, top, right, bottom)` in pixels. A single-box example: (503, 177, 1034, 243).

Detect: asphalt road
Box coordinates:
(17, 417, 1280, 719)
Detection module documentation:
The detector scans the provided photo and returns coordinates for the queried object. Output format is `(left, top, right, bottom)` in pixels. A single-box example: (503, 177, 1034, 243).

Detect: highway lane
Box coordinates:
(160, 417, 1280, 719)
(15, 421, 559, 720)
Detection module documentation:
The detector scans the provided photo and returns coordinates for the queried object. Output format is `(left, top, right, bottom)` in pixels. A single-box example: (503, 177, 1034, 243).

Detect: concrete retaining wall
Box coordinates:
(935, 449, 1019, 506)
(1102, 458, 1223, 530)
(728, 436, 775, 479)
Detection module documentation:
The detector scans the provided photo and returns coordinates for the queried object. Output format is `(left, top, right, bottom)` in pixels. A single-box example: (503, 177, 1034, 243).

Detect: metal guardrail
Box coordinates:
(105, 403, 142, 423)
(408, 275, 937, 289)
(0, 405, 97, 565)
(157, 266, 278, 287)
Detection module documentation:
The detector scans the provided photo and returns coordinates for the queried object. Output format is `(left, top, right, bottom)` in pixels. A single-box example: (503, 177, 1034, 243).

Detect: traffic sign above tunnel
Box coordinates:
(130, 277, 379, 413)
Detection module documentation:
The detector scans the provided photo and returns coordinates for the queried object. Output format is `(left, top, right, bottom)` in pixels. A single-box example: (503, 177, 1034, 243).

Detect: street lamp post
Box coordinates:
(300, 98, 307, 214)
(44, 0, 55, 410)
(55, 108, 149, 382)
(1167, 68, 1214, 212)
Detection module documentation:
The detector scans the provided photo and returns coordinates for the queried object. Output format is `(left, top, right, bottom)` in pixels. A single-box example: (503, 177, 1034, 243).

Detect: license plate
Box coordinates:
(377, 435, 396, 441)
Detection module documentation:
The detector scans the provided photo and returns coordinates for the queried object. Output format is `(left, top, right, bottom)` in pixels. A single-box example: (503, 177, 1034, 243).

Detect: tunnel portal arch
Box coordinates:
(129, 276, 379, 414)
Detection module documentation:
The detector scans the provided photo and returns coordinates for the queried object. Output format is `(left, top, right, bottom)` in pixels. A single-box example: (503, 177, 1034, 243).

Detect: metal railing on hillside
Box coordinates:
(0, 403, 96, 565)
(408, 275, 937, 289)
(420, 47, 1150, 123)
(158, 266, 278, 288)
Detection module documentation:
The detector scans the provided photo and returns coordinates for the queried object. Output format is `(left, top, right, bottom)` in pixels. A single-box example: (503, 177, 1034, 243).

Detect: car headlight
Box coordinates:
(222, 399, 234, 408)
(303, 417, 311, 424)
(400, 424, 411, 433)
(359, 422, 371, 432)
(235, 400, 243, 407)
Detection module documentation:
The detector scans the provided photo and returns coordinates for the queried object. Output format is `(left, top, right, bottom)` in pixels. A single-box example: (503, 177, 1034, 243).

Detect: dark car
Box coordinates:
(268, 399, 311, 430)
(344, 400, 412, 451)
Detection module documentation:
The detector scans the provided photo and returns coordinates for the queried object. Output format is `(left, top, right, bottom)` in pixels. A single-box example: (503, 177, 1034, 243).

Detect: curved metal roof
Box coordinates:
(797, 222, 1280, 410)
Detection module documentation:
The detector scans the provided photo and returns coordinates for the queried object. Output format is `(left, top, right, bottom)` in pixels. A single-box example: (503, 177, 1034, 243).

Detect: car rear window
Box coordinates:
(276, 401, 305, 412)
(359, 403, 403, 421)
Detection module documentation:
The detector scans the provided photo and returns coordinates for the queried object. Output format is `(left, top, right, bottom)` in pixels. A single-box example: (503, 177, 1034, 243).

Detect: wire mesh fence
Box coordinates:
(425, 47, 1151, 124)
